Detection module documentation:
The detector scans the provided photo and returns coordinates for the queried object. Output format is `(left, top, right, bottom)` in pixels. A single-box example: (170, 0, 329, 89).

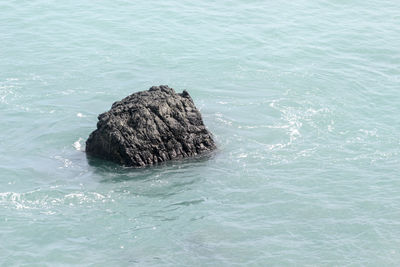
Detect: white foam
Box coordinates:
(73, 138, 84, 151)
(54, 155, 73, 168)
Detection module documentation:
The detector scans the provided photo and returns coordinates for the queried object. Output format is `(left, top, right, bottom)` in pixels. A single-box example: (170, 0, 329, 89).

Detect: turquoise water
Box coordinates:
(1, 0, 400, 265)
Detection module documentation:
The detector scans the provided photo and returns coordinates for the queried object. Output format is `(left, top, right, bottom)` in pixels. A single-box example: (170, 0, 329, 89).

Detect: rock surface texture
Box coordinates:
(86, 85, 216, 167)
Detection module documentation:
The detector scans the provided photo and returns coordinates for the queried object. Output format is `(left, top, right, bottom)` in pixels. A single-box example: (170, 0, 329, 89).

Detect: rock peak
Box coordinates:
(149, 85, 174, 93)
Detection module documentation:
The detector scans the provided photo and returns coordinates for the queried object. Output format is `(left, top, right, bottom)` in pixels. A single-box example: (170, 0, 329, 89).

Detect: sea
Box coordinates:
(1, 0, 400, 265)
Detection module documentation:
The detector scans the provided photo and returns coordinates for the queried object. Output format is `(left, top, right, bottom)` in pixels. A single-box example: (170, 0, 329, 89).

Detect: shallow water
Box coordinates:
(1, 0, 400, 265)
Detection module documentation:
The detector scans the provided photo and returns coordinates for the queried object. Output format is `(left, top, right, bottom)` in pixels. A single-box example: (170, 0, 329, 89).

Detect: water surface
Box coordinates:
(1, 0, 400, 265)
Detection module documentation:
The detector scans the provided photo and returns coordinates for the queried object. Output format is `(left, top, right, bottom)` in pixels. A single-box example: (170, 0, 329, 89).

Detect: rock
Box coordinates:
(85, 85, 216, 167)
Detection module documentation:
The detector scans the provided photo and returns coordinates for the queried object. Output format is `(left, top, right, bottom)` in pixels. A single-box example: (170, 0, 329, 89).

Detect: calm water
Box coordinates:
(1, 0, 400, 265)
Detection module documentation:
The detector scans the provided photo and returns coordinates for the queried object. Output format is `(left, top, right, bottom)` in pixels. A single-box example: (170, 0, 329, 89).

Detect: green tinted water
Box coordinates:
(1, 0, 400, 265)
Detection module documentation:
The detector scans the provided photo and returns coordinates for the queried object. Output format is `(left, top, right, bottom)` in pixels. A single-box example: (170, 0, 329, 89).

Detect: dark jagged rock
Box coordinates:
(86, 85, 216, 167)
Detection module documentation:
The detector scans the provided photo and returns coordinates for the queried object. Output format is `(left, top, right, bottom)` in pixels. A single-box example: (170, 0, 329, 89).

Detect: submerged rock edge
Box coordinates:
(85, 85, 216, 167)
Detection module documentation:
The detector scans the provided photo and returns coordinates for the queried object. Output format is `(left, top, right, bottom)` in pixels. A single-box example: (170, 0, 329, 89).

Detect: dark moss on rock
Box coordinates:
(85, 85, 216, 167)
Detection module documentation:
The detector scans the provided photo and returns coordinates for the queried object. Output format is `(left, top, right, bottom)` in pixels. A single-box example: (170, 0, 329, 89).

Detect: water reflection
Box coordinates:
(86, 151, 217, 184)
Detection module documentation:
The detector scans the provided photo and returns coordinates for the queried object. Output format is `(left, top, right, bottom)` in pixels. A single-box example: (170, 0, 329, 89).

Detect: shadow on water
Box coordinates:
(86, 151, 217, 183)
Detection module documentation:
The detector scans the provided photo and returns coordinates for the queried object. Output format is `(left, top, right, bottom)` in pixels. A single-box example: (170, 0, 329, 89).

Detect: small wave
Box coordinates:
(169, 199, 205, 207)
(0, 190, 113, 210)
(73, 138, 84, 151)
(54, 155, 73, 168)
